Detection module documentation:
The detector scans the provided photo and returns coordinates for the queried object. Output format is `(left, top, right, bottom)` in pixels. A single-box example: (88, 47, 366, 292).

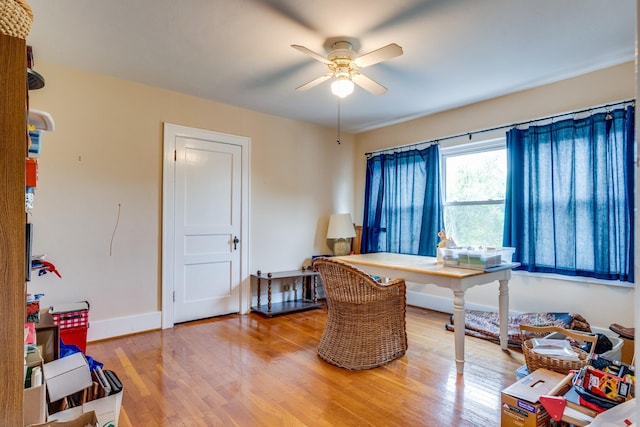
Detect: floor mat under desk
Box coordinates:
(444, 310, 587, 347)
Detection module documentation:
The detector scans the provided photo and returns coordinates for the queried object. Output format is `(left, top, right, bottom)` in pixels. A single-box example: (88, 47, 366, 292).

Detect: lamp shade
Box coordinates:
(327, 213, 356, 239)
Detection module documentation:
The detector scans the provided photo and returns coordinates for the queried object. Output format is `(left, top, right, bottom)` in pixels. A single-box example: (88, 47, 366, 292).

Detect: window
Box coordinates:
(440, 139, 506, 248)
(361, 103, 633, 283)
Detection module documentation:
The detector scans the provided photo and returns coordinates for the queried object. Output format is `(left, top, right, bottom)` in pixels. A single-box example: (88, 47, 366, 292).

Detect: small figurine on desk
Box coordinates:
(436, 229, 456, 263)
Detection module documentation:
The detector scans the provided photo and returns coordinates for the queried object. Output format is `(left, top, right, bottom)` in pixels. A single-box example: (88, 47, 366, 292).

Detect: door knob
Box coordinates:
(233, 236, 240, 250)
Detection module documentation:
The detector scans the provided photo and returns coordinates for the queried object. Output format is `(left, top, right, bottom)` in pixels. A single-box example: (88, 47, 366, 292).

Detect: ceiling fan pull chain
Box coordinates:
(337, 98, 341, 144)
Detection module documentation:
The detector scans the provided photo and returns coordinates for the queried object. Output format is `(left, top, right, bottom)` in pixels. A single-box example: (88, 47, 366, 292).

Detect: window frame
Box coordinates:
(439, 137, 507, 245)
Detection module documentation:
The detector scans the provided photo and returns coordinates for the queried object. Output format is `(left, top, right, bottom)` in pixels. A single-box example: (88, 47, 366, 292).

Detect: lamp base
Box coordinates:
(332, 239, 352, 256)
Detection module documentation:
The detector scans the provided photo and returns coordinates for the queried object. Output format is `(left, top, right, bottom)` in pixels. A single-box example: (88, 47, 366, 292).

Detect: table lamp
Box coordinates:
(327, 213, 356, 256)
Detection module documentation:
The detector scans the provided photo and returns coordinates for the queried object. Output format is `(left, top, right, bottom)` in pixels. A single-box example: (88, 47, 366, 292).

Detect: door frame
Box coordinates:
(161, 123, 251, 329)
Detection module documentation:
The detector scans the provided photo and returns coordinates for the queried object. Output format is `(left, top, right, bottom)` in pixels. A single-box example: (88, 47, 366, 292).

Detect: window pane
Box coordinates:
(444, 203, 505, 248)
(444, 150, 506, 202)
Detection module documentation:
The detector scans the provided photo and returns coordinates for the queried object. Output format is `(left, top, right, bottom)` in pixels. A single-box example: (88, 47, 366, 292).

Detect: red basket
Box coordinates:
(52, 310, 88, 329)
(60, 326, 88, 353)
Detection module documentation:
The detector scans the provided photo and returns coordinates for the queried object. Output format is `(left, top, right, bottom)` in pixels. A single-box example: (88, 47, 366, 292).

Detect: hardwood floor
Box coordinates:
(86, 306, 525, 426)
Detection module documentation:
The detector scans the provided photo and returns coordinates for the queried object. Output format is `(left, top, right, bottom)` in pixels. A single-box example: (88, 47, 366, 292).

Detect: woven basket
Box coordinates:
(0, 0, 33, 39)
(520, 324, 598, 375)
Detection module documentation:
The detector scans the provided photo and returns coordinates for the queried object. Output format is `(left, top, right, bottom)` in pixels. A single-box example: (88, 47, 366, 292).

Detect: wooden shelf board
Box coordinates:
(252, 300, 323, 318)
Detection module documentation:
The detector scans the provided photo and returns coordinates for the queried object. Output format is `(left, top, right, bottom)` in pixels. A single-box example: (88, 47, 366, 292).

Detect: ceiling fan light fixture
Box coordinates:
(293, 39, 402, 97)
(331, 76, 354, 98)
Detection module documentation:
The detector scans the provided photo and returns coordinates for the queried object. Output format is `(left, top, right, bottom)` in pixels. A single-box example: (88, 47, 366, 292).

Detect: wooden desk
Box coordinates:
(334, 252, 519, 374)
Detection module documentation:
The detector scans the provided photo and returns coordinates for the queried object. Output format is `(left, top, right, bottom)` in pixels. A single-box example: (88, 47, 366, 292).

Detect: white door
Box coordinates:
(162, 123, 250, 327)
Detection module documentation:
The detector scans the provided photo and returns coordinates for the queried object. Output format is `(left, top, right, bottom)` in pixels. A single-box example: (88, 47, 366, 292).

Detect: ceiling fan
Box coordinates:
(291, 39, 403, 98)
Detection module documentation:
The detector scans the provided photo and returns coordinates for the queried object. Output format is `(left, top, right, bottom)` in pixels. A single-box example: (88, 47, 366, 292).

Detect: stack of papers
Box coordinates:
(531, 338, 580, 361)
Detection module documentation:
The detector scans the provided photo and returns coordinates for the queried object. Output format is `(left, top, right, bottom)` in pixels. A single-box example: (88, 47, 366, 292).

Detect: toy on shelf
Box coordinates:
(436, 229, 456, 263)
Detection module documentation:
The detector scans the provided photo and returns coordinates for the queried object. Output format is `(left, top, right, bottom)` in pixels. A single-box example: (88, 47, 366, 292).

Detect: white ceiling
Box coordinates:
(25, 0, 636, 133)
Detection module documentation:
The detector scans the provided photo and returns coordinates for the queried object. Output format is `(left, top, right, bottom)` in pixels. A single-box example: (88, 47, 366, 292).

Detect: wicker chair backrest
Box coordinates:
(313, 257, 405, 304)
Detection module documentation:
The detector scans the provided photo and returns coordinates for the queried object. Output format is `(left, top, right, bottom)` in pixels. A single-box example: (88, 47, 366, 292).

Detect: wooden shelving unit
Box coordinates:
(0, 32, 28, 426)
(252, 269, 323, 317)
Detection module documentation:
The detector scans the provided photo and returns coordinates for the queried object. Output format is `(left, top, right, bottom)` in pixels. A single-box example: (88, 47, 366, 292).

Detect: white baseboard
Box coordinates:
(87, 311, 162, 342)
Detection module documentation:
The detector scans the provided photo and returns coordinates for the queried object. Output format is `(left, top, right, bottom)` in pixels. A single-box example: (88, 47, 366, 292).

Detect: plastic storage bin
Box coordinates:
(440, 246, 515, 269)
(496, 247, 516, 263)
(515, 364, 530, 380)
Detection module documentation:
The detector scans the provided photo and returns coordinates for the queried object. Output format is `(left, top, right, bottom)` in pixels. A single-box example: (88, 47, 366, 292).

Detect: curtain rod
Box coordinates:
(365, 98, 635, 157)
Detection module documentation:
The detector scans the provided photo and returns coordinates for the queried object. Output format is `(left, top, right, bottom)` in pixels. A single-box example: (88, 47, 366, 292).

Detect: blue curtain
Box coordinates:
(361, 145, 443, 255)
(503, 106, 634, 282)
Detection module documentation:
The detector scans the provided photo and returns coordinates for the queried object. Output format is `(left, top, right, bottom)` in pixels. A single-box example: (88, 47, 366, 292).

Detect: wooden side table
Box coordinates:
(252, 268, 322, 317)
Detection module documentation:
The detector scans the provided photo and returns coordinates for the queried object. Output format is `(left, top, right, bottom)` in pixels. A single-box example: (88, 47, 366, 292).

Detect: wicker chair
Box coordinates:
(313, 257, 408, 370)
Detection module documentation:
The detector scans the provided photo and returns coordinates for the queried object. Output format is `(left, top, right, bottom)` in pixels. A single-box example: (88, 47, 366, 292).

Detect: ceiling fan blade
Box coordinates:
(352, 73, 387, 95)
(296, 73, 333, 91)
(353, 43, 403, 68)
(291, 45, 333, 65)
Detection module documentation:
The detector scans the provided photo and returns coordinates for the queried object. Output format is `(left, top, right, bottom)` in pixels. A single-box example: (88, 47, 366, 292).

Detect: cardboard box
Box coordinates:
(501, 368, 568, 427)
(47, 369, 123, 427)
(620, 337, 634, 365)
(38, 352, 123, 427)
(47, 390, 123, 427)
(24, 348, 47, 426)
(43, 353, 93, 403)
(24, 384, 47, 426)
(28, 411, 98, 427)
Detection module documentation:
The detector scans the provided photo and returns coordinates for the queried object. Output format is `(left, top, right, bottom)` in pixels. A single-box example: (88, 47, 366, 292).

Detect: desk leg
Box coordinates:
(498, 279, 509, 350)
(453, 290, 465, 375)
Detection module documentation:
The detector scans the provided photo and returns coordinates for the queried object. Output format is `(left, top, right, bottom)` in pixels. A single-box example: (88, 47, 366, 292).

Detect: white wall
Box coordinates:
(28, 62, 354, 340)
(354, 61, 636, 330)
(28, 60, 635, 340)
